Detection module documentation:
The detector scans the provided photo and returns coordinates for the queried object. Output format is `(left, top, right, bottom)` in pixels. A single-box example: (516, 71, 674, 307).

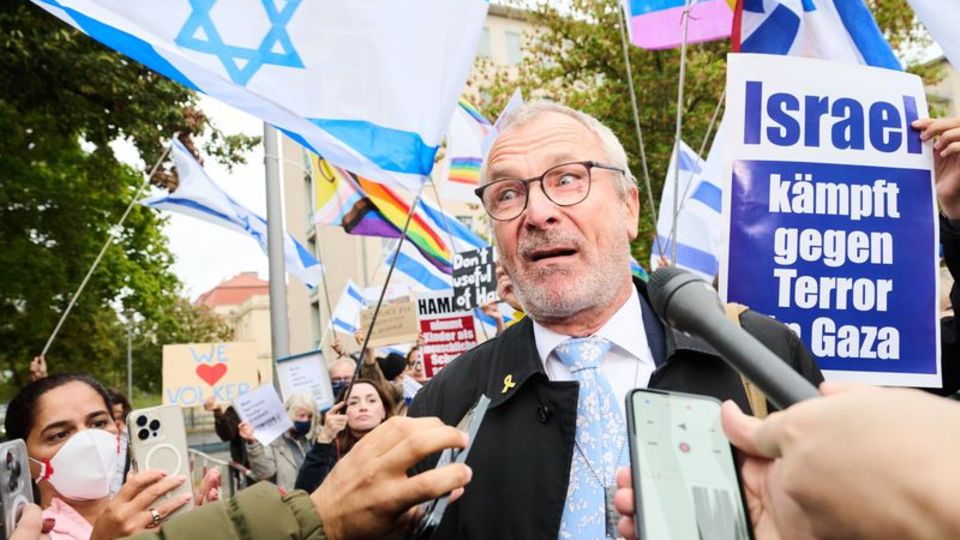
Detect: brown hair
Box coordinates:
(333, 378, 396, 456)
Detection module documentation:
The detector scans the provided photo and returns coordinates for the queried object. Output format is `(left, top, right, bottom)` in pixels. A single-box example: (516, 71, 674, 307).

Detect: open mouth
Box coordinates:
(529, 247, 578, 262)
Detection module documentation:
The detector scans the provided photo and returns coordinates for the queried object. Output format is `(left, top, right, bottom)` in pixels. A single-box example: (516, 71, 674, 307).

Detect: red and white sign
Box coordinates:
(416, 292, 477, 377)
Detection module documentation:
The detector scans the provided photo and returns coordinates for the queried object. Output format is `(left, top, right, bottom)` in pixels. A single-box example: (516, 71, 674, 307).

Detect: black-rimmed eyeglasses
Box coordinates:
(474, 160, 625, 221)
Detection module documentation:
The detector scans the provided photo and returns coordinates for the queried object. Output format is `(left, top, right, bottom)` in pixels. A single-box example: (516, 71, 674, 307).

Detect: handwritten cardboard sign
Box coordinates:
(162, 342, 260, 407)
(359, 300, 419, 348)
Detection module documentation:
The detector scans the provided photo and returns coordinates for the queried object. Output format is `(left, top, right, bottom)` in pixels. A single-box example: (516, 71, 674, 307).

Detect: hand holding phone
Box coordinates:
(126, 405, 194, 522)
(625, 389, 753, 540)
(0, 440, 33, 540)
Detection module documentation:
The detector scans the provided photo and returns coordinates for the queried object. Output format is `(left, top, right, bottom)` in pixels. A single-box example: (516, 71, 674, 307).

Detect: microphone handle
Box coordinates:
(693, 316, 821, 409)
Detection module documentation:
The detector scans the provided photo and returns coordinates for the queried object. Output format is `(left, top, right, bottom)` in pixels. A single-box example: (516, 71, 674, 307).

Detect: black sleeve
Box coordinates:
(932, 214, 960, 396)
(294, 441, 338, 493)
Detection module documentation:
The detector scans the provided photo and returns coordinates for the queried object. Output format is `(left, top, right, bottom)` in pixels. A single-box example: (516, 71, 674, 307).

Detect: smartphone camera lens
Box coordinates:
(136, 415, 148, 427)
(149, 419, 161, 431)
(138, 428, 150, 441)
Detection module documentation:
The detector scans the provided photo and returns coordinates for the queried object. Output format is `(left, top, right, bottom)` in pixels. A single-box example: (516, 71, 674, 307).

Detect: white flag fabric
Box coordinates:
(330, 279, 366, 335)
(905, 0, 960, 72)
(141, 140, 323, 287)
(438, 103, 492, 203)
(387, 240, 452, 292)
(652, 141, 721, 280)
(33, 0, 489, 193)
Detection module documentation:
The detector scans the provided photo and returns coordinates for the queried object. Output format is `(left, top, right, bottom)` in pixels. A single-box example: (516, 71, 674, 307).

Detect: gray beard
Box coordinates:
(505, 232, 631, 323)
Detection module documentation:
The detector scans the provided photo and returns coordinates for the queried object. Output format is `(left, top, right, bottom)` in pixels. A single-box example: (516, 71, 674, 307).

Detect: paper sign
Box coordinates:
(162, 342, 260, 407)
(417, 291, 477, 377)
(359, 300, 419, 348)
(232, 384, 293, 447)
(721, 54, 940, 387)
(363, 283, 411, 305)
(276, 350, 334, 410)
(452, 247, 497, 310)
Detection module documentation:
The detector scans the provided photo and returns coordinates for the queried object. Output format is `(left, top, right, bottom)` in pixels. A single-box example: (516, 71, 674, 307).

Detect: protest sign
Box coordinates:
(721, 54, 940, 387)
(232, 384, 293, 447)
(359, 300, 419, 348)
(163, 342, 260, 407)
(452, 247, 497, 310)
(417, 291, 477, 377)
(276, 350, 334, 411)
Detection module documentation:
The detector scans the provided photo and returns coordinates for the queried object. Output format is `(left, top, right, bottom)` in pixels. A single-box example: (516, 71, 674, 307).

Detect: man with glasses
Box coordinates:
(408, 101, 822, 539)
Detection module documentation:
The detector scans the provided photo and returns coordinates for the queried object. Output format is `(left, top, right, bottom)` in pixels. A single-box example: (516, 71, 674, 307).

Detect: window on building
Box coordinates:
(310, 299, 321, 348)
(505, 31, 523, 65)
(479, 27, 492, 58)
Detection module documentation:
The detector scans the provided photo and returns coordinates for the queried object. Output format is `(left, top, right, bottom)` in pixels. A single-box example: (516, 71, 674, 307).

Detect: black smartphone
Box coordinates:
(626, 389, 753, 540)
(406, 394, 490, 540)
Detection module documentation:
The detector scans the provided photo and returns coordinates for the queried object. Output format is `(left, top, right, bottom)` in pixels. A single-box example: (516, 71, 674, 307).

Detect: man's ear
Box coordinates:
(625, 183, 640, 241)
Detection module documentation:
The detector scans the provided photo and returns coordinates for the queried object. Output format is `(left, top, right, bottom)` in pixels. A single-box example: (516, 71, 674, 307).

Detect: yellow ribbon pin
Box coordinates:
(502, 374, 516, 394)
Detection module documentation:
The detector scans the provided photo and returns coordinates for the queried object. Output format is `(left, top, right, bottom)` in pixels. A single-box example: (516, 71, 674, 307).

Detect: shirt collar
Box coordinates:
(532, 286, 647, 363)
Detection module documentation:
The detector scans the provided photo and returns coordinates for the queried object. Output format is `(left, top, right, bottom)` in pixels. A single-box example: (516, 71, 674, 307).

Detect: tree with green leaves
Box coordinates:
(0, 1, 255, 399)
(475, 0, 930, 265)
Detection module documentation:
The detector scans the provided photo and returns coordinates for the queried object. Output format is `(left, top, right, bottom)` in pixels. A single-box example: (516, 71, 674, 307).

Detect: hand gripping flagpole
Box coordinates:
(41, 135, 177, 357)
(346, 181, 427, 395)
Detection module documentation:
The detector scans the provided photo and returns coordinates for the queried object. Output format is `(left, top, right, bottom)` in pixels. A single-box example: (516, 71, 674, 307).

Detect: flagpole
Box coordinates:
(676, 89, 725, 208)
(264, 123, 289, 390)
(616, 1, 663, 259)
(41, 136, 176, 357)
(669, 0, 694, 266)
(347, 182, 427, 394)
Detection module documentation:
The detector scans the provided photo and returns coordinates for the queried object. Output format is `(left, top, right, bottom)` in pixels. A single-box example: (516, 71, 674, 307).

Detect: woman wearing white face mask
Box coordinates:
(4, 374, 193, 540)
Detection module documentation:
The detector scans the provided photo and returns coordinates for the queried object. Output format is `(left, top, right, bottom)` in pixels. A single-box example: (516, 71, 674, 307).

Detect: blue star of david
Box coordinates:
(175, 0, 304, 86)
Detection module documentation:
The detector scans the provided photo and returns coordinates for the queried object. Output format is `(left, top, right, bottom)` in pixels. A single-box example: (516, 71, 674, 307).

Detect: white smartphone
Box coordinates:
(0, 439, 33, 540)
(626, 389, 753, 540)
(127, 405, 194, 519)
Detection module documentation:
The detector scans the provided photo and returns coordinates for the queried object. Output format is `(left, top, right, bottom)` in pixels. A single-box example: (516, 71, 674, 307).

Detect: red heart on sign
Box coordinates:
(196, 363, 228, 386)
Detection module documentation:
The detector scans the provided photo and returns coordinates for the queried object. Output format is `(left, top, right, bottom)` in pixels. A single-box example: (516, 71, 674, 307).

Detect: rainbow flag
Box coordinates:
(625, 0, 734, 50)
(448, 157, 482, 186)
(310, 154, 398, 237)
(457, 99, 493, 128)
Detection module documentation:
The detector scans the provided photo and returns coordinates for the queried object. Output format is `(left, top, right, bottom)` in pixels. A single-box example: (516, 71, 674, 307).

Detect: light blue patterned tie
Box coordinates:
(555, 336, 628, 540)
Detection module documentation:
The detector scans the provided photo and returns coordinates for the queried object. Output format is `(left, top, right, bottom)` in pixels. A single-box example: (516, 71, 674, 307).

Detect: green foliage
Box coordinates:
(476, 0, 938, 266)
(0, 1, 250, 400)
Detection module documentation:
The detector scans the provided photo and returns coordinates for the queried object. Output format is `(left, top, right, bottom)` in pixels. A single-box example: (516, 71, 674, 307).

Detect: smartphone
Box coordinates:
(406, 394, 491, 540)
(127, 405, 194, 519)
(626, 389, 753, 540)
(0, 439, 33, 540)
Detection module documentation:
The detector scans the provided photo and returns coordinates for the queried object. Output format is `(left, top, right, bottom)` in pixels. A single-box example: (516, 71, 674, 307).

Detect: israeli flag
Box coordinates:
(330, 279, 366, 335)
(739, 0, 900, 70)
(387, 241, 452, 292)
(653, 141, 721, 280)
(33, 0, 489, 193)
(141, 140, 323, 288)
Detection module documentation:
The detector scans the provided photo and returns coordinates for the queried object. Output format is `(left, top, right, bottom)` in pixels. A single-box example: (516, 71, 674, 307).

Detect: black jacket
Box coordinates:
(931, 214, 960, 396)
(408, 277, 823, 540)
(294, 441, 338, 492)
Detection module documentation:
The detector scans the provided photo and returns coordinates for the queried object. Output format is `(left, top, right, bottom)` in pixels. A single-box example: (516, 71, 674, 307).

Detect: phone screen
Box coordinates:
(628, 390, 751, 540)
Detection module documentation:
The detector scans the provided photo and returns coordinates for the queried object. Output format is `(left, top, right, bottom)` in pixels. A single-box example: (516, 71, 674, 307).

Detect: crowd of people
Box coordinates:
(5, 104, 960, 540)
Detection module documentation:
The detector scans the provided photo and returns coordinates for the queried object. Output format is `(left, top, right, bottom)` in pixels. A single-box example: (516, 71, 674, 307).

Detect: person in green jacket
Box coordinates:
(11, 415, 470, 540)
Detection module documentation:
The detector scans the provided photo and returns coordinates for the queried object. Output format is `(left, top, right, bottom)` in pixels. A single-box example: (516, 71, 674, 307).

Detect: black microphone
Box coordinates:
(648, 266, 820, 409)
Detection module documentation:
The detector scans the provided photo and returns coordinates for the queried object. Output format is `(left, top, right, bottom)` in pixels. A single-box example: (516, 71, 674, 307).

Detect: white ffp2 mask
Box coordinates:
(32, 429, 120, 500)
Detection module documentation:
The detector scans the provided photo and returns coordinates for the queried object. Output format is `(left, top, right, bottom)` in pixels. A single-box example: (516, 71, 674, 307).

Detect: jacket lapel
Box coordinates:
(485, 317, 547, 409)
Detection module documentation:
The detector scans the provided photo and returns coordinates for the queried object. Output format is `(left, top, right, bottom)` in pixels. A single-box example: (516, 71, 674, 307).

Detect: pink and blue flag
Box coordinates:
(625, 0, 734, 50)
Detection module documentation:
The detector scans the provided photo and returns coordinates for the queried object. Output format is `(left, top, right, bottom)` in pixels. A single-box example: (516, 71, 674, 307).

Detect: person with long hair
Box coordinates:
(294, 379, 396, 492)
(3, 374, 203, 539)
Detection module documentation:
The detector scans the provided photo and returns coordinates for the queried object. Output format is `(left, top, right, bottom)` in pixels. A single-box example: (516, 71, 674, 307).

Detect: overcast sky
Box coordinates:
(116, 95, 270, 300)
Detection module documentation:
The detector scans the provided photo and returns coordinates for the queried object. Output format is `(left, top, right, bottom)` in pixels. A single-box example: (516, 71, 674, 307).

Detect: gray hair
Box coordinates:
(480, 100, 634, 196)
(284, 392, 319, 439)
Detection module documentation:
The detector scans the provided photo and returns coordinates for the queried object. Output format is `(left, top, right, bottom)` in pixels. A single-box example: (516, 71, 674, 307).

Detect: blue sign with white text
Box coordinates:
(727, 160, 937, 373)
